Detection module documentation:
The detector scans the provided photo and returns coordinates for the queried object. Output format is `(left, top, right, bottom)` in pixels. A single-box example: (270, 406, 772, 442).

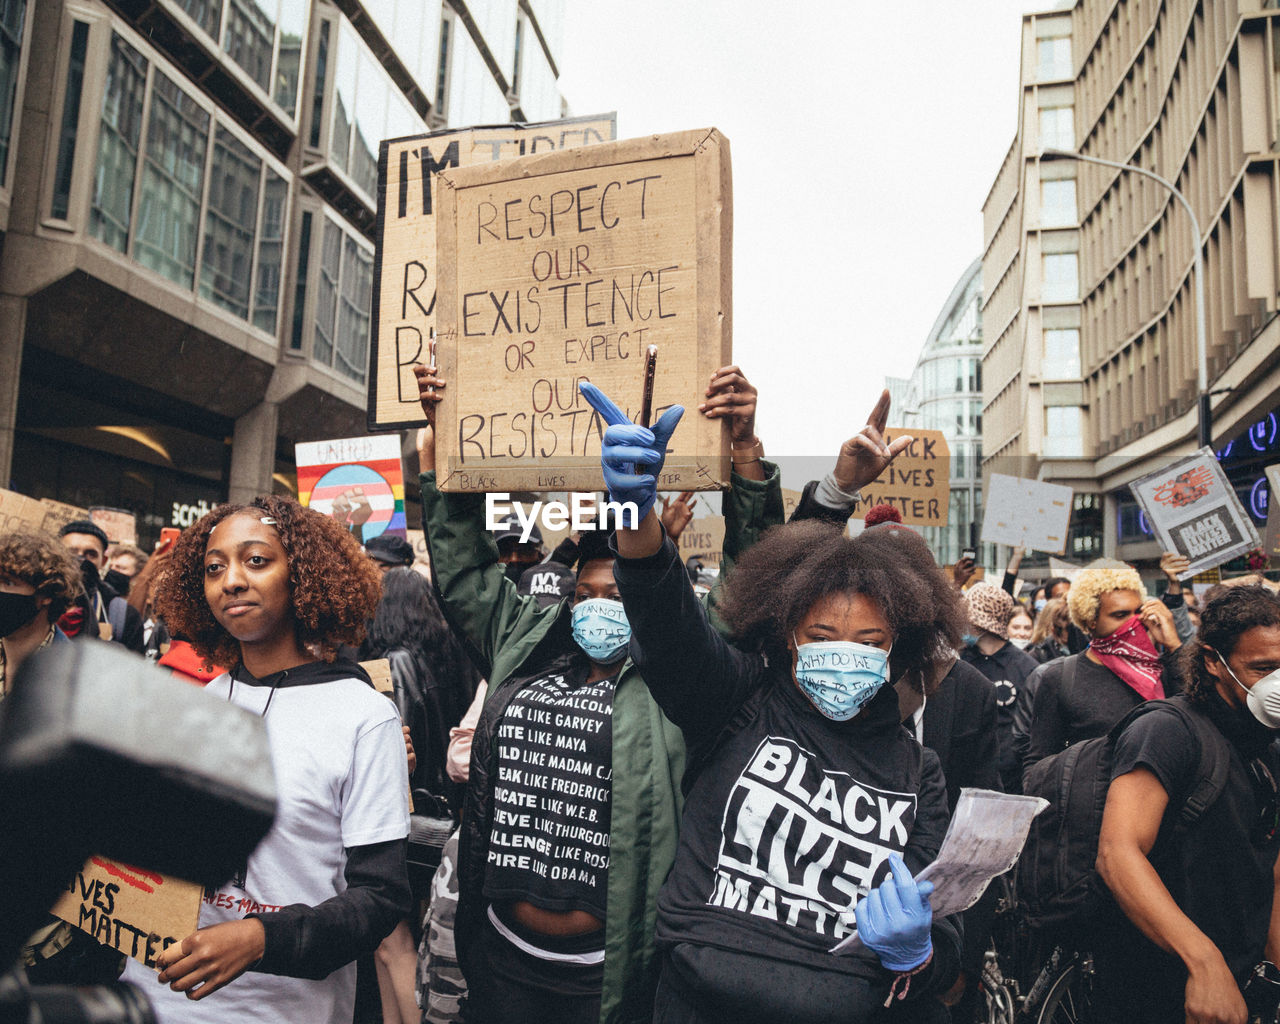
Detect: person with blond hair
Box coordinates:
(1023, 558, 1184, 778)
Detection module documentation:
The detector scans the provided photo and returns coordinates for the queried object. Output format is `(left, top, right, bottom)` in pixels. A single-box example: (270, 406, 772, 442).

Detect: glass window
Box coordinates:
(174, 0, 220, 40)
(253, 169, 286, 332)
(1043, 328, 1081, 378)
(200, 126, 261, 319)
(308, 18, 329, 148)
(435, 10, 452, 118)
(90, 33, 148, 253)
(0, 0, 27, 186)
(336, 233, 372, 383)
(1044, 407, 1083, 457)
(1042, 253, 1078, 302)
(314, 217, 340, 365)
(51, 20, 89, 217)
(1041, 179, 1077, 227)
(329, 22, 357, 174)
(290, 209, 312, 349)
(1038, 37, 1071, 79)
(351, 48, 384, 198)
(1039, 106, 1074, 149)
(274, 0, 304, 113)
(223, 0, 274, 93)
(135, 72, 209, 288)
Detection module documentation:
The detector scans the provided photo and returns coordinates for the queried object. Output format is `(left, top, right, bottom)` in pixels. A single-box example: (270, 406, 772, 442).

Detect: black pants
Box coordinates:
(466, 916, 602, 1024)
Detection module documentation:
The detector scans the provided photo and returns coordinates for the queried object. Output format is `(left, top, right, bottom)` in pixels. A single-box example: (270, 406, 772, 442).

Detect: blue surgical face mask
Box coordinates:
(571, 598, 631, 663)
(1034, 599, 1047, 613)
(792, 634, 892, 721)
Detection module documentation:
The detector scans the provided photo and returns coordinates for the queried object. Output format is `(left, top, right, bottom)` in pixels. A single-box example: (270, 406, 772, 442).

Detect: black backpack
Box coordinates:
(1019, 673, 1231, 931)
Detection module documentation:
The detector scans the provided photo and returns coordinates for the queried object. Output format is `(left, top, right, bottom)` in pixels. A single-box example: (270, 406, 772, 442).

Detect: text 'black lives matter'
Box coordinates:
(708, 737, 917, 941)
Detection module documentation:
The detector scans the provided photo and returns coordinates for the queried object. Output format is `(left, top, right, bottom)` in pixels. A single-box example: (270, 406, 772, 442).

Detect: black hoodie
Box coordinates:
(613, 536, 959, 1012)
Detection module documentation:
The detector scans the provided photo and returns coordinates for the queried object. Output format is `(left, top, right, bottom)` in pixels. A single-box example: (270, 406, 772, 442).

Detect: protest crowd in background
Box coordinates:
(3, 359, 1280, 1024)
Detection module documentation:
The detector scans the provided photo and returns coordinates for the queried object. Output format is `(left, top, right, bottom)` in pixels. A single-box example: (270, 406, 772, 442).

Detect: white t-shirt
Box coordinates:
(124, 669, 410, 1024)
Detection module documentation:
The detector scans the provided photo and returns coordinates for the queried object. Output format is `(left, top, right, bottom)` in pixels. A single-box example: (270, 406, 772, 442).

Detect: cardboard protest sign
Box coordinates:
(981, 474, 1073, 554)
(90, 507, 137, 545)
(1048, 556, 1083, 581)
(1264, 464, 1280, 566)
(361, 658, 393, 694)
(1129, 447, 1261, 579)
(0, 487, 49, 534)
(295, 435, 406, 544)
(39, 498, 88, 536)
(50, 856, 201, 969)
(370, 114, 617, 431)
(678, 515, 726, 569)
(849, 430, 950, 527)
(781, 487, 804, 522)
(432, 129, 733, 493)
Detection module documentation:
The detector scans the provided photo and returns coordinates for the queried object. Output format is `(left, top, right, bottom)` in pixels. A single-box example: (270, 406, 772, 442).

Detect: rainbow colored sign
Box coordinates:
(295, 435, 406, 543)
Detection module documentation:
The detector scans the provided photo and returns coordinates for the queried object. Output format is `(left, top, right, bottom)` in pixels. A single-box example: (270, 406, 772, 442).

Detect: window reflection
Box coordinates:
(136, 72, 209, 287)
(0, 0, 27, 186)
(223, 0, 274, 93)
(200, 126, 261, 319)
(311, 213, 373, 385)
(253, 170, 286, 332)
(330, 22, 358, 175)
(1042, 253, 1078, 302)
(91, 34, 148, 252)
(173, 0, 219, 40)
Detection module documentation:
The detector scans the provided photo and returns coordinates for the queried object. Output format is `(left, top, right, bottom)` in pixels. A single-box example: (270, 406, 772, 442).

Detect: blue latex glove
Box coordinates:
(855, 854, 935, 972)
(578, 382, 683, 523)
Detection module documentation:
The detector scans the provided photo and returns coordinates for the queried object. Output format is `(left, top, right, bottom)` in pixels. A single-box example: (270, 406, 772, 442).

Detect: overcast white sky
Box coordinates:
(558, 1, 1046, 459)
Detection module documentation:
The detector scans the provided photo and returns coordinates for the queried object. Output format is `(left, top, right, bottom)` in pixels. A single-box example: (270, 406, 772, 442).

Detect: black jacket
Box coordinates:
(923, 659, 1002, 813)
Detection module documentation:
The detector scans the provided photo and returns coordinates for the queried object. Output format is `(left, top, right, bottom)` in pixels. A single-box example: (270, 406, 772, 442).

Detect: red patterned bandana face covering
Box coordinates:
(1089, 614, 1165, 701)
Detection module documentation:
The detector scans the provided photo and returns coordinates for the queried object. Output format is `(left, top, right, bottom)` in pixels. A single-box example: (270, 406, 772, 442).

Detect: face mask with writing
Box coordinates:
(571, 598, 631, 664)
(792, 634, 892, 722)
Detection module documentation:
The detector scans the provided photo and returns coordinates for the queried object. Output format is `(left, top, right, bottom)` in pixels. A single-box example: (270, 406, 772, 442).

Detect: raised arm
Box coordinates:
(580, 381, 763, 737)
(413, 369, 554, 672)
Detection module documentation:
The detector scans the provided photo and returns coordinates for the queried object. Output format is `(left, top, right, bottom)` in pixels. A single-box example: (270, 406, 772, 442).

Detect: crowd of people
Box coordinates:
(1, 366, 1278, 1024)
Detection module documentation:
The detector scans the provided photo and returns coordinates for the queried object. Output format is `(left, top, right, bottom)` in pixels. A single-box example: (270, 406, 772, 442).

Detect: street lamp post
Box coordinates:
(1039, 147, 1211, 449)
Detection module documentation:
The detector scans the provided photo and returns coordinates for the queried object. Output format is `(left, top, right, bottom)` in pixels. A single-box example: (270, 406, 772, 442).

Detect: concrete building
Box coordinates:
(0, 0, 567, 544)
(887, 258, 993, 568)
(981, 0, 1279, 575)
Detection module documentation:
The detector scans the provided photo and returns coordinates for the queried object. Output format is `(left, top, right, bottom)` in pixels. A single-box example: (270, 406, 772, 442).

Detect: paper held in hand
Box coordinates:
(830, 789, 1047, 955)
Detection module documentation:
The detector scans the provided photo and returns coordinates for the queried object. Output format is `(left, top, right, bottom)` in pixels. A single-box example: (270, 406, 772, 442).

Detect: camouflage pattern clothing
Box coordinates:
(417, 830, 467, 1024)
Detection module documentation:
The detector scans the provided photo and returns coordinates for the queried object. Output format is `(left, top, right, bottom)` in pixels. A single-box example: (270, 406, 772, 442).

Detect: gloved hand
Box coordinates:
(856, 854, 934, 972)
(578, 382, 683, 523)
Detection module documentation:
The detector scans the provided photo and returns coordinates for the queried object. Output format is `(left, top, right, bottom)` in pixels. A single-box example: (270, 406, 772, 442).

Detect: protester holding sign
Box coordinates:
(413, 361, 774, 1024)
(581, 382, 965, 1022)
(123, 495, 410, 1024)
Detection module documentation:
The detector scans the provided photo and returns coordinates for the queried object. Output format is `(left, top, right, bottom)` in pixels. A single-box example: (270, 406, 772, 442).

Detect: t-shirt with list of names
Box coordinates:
(483, 666, 615, 919)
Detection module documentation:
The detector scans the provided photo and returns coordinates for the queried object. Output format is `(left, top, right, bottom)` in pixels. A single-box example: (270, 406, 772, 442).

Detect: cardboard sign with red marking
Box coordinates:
(848, 430, 950, 528)
(50, 856, 202, 970)
(1130, 447, 1261, 579)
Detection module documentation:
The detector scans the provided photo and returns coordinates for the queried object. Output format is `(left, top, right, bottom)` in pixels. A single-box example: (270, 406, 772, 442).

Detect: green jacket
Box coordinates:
(419, 465, 782, 1024)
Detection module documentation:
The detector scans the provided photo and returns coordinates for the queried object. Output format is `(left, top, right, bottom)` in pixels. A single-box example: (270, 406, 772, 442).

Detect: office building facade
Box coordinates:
(981, 0, 1279, 575)
(0, 0, 567, 544)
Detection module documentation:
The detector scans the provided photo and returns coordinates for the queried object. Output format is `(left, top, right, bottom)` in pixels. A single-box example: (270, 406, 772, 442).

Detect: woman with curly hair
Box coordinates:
(580, 383, 966, 1023)
(121, 495, 411, 1024)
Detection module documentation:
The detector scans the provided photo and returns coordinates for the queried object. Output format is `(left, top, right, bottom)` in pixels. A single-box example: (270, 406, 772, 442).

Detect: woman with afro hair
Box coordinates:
(581, 381, 968, 1023)
(121, 495, 411, 1024)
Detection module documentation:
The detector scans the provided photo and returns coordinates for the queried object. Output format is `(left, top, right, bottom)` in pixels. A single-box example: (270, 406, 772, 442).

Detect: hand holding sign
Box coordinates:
(699, 365, 758, 445)
(579, 381, 683, 523)
(155, 917, 265, 998)
(855, 853, 935, 973)
(834, 390, 914, 495)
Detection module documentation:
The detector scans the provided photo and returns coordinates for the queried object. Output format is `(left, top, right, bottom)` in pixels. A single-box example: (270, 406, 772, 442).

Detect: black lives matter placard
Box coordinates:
(369, 115, 616, 431)
(708, 738, 916, 942)
(432, 129, 732, 492)
(487, 673, 614, 897)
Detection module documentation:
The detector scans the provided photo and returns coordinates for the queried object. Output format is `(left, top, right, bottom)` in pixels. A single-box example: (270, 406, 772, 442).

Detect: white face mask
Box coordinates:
(1212, 650, 1280, 729)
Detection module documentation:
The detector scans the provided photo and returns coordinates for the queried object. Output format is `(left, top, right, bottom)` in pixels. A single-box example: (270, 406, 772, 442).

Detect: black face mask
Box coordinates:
(0, 592, 41, 638)
(103, 569, 131, 596)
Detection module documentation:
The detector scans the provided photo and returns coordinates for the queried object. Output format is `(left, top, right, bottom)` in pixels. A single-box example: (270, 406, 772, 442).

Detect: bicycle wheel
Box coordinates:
(1035, 960, 1095, 1024)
